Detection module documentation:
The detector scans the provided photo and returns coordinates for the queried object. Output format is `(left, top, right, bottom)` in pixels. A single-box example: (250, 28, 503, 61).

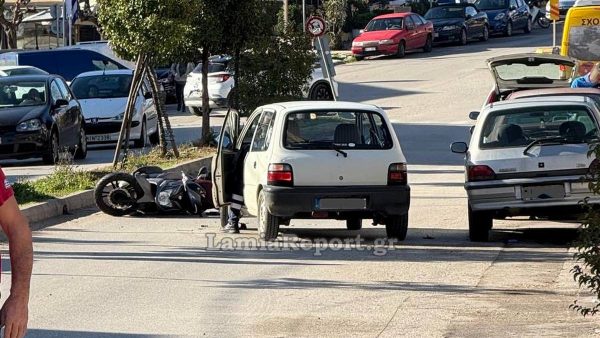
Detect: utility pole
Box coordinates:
(283, 0, 288, 28)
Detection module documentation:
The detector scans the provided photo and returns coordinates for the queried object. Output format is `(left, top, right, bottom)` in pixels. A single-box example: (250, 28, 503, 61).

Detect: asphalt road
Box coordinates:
(7, 26, 600, 337)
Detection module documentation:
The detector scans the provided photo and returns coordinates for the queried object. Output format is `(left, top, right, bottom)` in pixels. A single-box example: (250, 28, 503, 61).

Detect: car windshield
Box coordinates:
(425, 7, 465, 19)
(480, 107, 598, 149)
(284, 111, 394, 150)
(365, 18, 403, 31)
(493, 61, 571, 81)
(2, 68, 47, 76)
(70, 74, 132, 99)
(475, 0, 509, 10)
(567, 26, 600, 62)
(0, 81, 46, 108)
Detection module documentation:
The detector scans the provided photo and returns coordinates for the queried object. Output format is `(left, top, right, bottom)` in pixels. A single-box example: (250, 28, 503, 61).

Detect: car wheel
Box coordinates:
(396, 41, 406, 58)
(468, 205, 493, 242)
(149, 130, 160, 145)
(188, 106, 202, 116)
(74, 126, 87, 160)
(133, 118, 147, 148)
(42, 131, 59, 164)
(258, 190, 279, 241)
(505, 21, 513, 37)
(423, 34, 433, 52)
(480, 25, 489, 41)
(524, 17, 532, 33)
(537, 16, 551, 29)
(354, 55, 364, 61)
(385, 214, 408, 241)
(346, 218, 362, 231)
(459, 28, 468, 45)
(310, 82, 333, 101)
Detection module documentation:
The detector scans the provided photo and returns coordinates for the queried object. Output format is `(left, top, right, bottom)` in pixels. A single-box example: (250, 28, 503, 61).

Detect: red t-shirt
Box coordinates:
(0, 168, 13, 207)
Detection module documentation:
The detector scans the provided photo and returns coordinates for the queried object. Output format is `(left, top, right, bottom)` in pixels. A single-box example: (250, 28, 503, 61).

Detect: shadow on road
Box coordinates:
(26, 330, 176, 338)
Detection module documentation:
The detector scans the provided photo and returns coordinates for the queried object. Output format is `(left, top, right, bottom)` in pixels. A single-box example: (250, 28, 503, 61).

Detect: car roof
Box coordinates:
(484, 96, 597, 114)
(74, 69, 134, 78)
(507, 88, 600, 99)
(373, 12, 412, 19)
(0, 65, 38, 70)
(263, 101, 383, 113)
(0, 74, 53, 82)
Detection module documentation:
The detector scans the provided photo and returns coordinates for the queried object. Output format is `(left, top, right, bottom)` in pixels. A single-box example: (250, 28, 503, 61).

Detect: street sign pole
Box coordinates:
(316, 36, 338, 101)
(302, 0, 306, 33)
(549, 0, 559, 48)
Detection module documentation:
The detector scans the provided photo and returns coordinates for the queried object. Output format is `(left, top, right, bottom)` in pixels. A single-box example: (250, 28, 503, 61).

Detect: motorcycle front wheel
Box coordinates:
(94, 173, 144, 217)
(537, 16, 551, 29)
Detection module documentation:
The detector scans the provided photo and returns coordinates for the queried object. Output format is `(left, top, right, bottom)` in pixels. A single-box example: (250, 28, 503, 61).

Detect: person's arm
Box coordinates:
(0, 194, 32, 338)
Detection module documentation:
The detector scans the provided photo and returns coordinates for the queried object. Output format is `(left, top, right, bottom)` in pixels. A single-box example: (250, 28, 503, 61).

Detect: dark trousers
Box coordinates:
(175, 82, 185, 111)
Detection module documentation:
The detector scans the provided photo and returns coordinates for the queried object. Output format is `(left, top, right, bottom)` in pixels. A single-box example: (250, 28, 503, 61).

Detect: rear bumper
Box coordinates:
(262, 185, 410, 218)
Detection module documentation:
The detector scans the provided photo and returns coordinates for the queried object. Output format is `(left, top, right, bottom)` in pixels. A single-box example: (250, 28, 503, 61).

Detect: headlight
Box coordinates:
(112, 112, 125, 121)
(352, 41, 364, 47)
(158, 189, 173, 207)
(378, 39, 395, 45)
(442, 25, 459, 31)
(494, 13, 506, 20)
(16, 119, 42, 132)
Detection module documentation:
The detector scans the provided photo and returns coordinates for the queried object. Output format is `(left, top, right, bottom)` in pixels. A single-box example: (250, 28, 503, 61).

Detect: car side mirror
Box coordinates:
(470, 126, 475, 134)
(144, 92, 153, 100)
(451, 142, 469, 154)
(53, 99, 68, 108)
(359, 29, 365, 34)
(469, 111, 480, 120)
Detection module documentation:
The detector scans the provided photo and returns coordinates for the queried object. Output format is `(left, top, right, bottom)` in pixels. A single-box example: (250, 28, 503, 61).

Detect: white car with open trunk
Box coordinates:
(212, 101, 411, 241)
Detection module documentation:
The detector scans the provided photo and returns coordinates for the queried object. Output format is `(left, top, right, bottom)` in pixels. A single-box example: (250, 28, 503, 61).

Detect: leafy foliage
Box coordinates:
(324, 0, 349, 48)
(571, 143, 600, 316)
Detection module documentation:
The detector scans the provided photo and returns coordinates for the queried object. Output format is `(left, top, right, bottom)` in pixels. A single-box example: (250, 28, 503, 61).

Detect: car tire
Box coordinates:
(468, 205, 493, 242)
(524, 17, 532, 33)
(505, 21, 513, 37)
(189, 106, 202, 116)
(258, 190, 280, 241)
(133, 118, 147, 148)
(459, 28, 468, 45)
(74, 126, 87, 160)
(385, 214, 408, 241)
(354, 55, 364, 61)
(480, 25, 489, 42)
(149, 130, 160, 146)
(310, 82, 334, 101)
(346, 218, 362, 231)
(42, 131, 59, 165)
(423, 34, 433, 53)
(396, 41, 406, 58)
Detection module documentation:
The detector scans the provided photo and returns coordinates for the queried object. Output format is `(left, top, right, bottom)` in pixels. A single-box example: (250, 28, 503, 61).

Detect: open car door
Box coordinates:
(487, 53, 577, 94)
(212, 109, 240, 208)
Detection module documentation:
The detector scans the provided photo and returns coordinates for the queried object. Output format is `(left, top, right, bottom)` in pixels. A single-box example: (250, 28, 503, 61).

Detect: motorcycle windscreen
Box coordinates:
(212, 109, 240, 207)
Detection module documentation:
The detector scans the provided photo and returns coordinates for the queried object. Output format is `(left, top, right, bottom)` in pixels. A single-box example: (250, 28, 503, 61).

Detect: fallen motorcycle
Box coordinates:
(94, 166, 214, 217)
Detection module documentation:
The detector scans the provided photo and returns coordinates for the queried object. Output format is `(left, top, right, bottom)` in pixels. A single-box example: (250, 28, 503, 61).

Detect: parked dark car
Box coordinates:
(0, 49, 128, 82)
(425, 4, 490, 44)
(0, 75, 87, 164)
(474, 0, 532, 36)
(155, 65, 176, 103)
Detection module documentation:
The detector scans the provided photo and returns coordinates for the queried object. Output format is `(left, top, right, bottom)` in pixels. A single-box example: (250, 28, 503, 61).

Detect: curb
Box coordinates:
(21, 156, 213, 225)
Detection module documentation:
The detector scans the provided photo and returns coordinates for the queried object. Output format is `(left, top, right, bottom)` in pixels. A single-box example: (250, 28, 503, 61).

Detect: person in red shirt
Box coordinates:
(0, 169, 32, 338)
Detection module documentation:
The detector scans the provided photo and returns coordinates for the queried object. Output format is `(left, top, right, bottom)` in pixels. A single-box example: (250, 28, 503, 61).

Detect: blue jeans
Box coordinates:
(228, 207, 241, 227)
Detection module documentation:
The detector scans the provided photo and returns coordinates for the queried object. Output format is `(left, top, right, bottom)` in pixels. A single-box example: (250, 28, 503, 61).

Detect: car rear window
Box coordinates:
(494, 62, 568, 81)
(567, 25, 600, 62)
(284, 110, 393, 150)
(480, 106, 598, 149)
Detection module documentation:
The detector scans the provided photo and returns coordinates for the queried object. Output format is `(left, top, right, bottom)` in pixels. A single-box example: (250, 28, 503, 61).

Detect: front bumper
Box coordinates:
(262, 185, 410, 219)
(433, 29, 461, 42)
(466, 175, 600, 216)
(489, 20, 508, 33)
(352, 44, 398, 57)
(0, 129, 49, 160)
(85, 120, 140, 143)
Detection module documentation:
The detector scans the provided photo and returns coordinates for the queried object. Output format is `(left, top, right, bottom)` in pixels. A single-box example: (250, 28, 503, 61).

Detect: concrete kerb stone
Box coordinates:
(21, 156, 214, 226)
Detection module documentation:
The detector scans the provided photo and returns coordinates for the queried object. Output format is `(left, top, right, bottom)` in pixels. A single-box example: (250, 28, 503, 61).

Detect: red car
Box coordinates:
(351, 12, 433, 61)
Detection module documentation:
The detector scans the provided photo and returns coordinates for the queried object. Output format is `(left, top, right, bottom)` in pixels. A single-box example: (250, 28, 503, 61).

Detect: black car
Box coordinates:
(0, 75, 87, 164)
(425, 4, 490, 45)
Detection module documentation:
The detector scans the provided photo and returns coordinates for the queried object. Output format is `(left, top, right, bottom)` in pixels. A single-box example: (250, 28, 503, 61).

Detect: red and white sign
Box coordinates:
(306, 16, 326, 37)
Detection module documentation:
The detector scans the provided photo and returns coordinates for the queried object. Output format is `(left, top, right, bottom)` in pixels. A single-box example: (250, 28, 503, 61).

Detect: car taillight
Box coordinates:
(388, 163, 407, 185)
(210, 74, 231, 83)
(268, 163, 293, 187)
(486, 90, 497, 105)
(467, 165, 496, 182)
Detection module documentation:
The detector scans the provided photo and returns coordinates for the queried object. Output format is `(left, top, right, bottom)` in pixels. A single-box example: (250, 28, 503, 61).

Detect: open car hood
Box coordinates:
(487, 53, 577, 93)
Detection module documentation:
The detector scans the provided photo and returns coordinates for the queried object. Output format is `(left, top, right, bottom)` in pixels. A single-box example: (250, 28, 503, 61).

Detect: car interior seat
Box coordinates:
(559, 121, 587, 140)
(286, 120, 303, 143)
(498, 124, 527, 146)
(334, 124, 359, 145)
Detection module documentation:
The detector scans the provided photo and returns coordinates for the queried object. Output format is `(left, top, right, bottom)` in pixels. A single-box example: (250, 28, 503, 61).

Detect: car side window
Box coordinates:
(251, 110, 275, 152)
(466, 7, 477, 17)
(241, 111, 262, 147)
(56, 79, 72, 101)
(510, 0, 518, 8)
(405, 17, 415, 30)
(50, 80, 64, 103)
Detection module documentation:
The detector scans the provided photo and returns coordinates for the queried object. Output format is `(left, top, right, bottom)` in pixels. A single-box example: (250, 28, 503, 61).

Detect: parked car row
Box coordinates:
(352, 1, 539, 61)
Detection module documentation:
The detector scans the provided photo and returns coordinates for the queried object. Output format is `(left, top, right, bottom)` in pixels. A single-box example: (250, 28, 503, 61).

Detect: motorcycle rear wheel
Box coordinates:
(537, 16, 550, 29)
(94, 173, 144, 217)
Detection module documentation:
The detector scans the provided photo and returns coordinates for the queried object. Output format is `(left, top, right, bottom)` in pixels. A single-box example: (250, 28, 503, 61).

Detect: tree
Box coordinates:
(97, 0, 197, 167)
(324, 0, 348, 49)
(0, 0, 33, 49)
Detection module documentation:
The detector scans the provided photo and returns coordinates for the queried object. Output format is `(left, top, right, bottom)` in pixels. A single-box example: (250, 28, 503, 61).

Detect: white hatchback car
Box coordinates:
(452, 96, 600, 242)
(212, 101, 411, 241)
(70, 70, 159, 147)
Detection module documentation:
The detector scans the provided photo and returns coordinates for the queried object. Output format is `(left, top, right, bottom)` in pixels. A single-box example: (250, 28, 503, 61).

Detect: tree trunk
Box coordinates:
(233, 47, 241, 112)
(145, 62, 178, 158)
(112, 54, 147, 169)
(6, 27, 16, 49)
(200, 47, 211, 145)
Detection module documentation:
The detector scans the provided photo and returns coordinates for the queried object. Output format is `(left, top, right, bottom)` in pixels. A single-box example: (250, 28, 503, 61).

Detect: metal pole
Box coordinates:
(56, 6, 60, 47)
(317, 36, 337, 101)
(553, 20, 556, 48)
(62, 3, 67, 46)
(302, 0, 306, 32)
(283, 0, 288, 29)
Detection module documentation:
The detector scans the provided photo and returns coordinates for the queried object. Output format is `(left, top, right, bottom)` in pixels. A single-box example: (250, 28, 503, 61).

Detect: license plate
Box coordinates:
(315, 198, 367, 210)
(434, 33, 439, 38)
(87, 134, 116, 142)
(522, 185, 565, 201)
(365, 47, 376, 52)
